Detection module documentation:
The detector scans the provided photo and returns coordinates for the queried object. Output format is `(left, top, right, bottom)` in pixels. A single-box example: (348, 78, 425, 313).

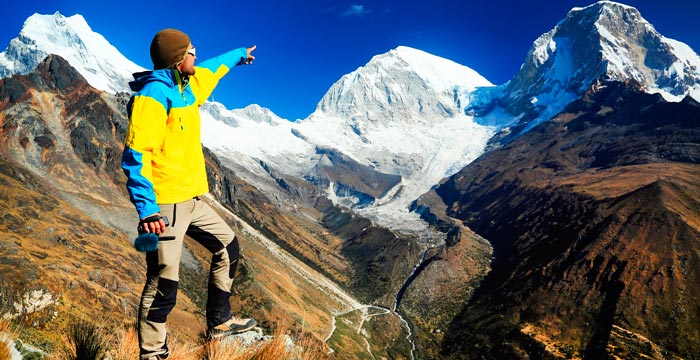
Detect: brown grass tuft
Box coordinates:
(202, 336, 251, 360)
(0, 318, 15, 360)
(161, 337, 200, 360)
(109, 326, 139, 360)
(246, 328, 294, 360)
(294, 331, 332, 360)
(0, 341, 9, 360)
(10, 318, 332, 360)
(109, 326, 202, 360)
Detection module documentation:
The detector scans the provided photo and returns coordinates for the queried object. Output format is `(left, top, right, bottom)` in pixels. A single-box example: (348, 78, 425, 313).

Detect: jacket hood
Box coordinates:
(129, 69, 177, 92)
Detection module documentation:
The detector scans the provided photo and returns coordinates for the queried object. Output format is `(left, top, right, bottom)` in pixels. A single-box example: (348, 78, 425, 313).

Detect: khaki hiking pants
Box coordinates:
(138, 197, 240, 359)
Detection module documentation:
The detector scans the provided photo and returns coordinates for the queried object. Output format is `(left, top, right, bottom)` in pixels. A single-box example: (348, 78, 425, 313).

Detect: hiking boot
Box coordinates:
(208, 316, 257, 339)
(144, 352, 169, 360)
(142, 340, 169, 360)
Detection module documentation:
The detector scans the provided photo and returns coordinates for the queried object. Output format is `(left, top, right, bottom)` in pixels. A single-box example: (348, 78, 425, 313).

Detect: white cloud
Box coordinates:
(341, 4, 372, 17)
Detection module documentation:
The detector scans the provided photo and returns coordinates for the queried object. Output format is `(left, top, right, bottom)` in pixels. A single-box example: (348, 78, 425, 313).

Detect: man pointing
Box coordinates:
(121, 28, 257, 359)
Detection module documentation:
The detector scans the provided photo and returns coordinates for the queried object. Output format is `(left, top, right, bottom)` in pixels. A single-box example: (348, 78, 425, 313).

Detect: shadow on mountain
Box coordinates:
(431, 82, 700, 359)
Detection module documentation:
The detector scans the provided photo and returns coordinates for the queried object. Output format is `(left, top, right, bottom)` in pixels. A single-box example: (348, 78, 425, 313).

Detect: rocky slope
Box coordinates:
(425, 81, 700, 358)
(0, 54, 135, 234)
(0, 55, 388, 355)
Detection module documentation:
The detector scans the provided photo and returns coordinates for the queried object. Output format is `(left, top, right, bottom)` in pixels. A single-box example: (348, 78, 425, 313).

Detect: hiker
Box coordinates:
(121, 28, 257, 359)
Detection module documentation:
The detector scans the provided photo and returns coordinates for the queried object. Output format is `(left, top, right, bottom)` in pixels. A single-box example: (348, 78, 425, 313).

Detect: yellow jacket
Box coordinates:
(122, 48, 248, 219)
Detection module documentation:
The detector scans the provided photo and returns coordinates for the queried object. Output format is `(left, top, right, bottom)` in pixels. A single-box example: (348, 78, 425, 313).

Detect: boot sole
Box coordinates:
(208, 323, 257, 339)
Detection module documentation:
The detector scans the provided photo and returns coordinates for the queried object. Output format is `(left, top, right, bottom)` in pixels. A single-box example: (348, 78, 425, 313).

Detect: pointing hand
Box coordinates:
(244, 45, 256, 65)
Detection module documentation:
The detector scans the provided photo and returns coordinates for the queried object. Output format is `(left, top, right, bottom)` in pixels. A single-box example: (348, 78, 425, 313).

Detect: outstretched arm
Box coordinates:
(191, 45, 258, 104)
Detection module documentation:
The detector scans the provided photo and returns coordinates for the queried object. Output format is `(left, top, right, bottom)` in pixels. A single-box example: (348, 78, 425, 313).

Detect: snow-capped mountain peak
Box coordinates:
(268, 46, 495, 234)
(385, 46, 491, 93)
(471, 1, 700, 137)
(0, 12, 144, 94)
(563, 0, 700, 94)
(315, 45, 493, 124)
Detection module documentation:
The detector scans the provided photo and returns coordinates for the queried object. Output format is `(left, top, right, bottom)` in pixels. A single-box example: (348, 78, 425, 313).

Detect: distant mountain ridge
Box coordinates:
(0, 12, 143, 94)
(2, 3, 699, 237)
(468, 1, 700, 143)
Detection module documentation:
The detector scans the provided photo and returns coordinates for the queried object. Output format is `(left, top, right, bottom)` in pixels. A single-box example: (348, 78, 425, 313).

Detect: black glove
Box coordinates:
(138, 215, 169, 233)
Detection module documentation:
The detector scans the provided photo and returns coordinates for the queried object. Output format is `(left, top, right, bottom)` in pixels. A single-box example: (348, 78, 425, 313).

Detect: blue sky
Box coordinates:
(3, 0, 699, 120)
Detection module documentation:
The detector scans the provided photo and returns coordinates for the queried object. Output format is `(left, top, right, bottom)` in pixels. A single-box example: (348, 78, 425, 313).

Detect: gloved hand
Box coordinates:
(135, 215, 169, 252)
(138, 214, 168, 235)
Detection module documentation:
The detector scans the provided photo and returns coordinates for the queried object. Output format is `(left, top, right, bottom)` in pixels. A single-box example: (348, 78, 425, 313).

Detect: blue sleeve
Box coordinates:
(121, 147, 160, 219)
(190, 48, 249, 104)
(198, 48, 248, 74)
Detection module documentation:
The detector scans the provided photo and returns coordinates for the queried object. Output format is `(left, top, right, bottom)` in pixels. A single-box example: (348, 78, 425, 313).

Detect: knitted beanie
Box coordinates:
(150, 29, 191, 70)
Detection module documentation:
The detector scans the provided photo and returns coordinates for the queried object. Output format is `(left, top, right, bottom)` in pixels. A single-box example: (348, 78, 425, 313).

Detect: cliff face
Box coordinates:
(0, 54, 134, 234)
(434, 82, 700, 358)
